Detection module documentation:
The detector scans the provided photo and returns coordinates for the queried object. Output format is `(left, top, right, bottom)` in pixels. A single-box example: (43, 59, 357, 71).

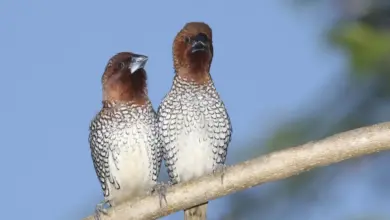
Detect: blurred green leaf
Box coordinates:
(221, 2, 390, 219)
(330, 22, 390, 73)
(265, 118, 316, 152)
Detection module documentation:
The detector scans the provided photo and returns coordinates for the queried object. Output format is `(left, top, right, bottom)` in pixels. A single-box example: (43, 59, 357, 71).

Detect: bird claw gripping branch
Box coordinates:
(94, 200, 111, 220)
(213, 164, 228, 184)
(149, 181, 170, 207)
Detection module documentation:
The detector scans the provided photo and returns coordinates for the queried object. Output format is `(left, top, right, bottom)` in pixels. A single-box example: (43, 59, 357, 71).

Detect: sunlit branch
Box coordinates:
(83, 122, 390, 220)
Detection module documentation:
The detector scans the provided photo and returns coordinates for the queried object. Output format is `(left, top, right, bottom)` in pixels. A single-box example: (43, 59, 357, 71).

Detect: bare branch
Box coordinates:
(83, 122, 390, 220)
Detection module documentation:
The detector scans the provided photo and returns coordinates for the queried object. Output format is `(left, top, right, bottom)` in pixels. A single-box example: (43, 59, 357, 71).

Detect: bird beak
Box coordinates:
(129, 54, 148, 74)
(191, 33, 209, 53)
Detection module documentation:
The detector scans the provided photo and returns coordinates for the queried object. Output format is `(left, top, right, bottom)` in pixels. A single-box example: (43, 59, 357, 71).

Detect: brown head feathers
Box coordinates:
(173, 22, 213, 84)
(101, 52, 149, 105)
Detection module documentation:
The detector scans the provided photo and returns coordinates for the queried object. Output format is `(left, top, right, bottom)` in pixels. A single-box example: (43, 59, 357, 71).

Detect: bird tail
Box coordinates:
(184, 202, 208, 220)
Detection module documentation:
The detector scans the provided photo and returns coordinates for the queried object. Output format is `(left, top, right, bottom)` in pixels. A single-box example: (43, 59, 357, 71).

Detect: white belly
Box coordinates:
(106, 130, 154, 205)
(174, 129, 214, 182)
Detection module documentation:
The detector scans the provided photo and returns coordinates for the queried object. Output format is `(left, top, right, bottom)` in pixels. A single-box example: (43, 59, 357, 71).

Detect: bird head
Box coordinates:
(101, 52, 148, 104)
(173, 22, 213, 83)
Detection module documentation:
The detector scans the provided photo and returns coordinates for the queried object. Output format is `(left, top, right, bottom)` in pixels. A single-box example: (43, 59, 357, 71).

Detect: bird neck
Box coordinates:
(172, 75, 215, 93)
(102, 99, 150, 109)
(175, 67, 211, 85)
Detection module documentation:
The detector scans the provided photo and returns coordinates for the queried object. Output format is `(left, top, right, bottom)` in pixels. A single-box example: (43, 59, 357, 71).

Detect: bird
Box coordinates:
(89, 52, 163, 219)
(157, 22, 233, 220)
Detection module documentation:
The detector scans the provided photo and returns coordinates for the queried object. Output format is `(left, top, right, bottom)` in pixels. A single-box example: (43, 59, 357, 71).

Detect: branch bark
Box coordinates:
(83, 122, 390, 220)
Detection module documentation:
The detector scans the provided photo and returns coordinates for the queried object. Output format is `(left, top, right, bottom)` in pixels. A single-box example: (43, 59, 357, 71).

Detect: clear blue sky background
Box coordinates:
(2, 0, 376, 220)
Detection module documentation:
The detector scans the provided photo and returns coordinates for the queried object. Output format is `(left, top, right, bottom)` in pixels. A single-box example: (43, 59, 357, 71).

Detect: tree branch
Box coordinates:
(83, 122, 390, 220)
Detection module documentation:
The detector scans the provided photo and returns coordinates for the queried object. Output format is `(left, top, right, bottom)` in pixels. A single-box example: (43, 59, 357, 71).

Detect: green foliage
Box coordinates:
(330, 22, 390, 74)
(224, 2, 390, 219)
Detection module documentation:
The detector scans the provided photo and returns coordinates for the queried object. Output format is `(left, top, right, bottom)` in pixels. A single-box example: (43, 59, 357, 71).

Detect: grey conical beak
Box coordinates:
(129, 54, 148, 74)
(191, 33, 210, 53)
(191, 41, 208, 53)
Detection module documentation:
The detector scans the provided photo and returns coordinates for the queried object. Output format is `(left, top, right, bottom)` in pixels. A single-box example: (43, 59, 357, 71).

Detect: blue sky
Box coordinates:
(0, 1, 355, 219)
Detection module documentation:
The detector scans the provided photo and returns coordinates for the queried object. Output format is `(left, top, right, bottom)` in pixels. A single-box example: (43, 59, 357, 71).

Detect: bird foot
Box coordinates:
(149, 181, 170, 207)
(94, 200, 111, 220)
(213, 164, 227, 184)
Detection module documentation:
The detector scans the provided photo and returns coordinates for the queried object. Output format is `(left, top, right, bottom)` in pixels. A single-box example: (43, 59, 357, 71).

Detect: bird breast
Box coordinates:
(174, 125, 215, 182)
(107, 121, 156, 205)
(164, 91, 223, 182)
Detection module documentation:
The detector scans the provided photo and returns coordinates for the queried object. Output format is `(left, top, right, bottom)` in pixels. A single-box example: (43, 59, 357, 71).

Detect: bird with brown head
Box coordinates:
(89, 52, 164, 219)
(102, 52, 148, 105)
(173, 22, 214, 84)
(158, 22, 233, 220)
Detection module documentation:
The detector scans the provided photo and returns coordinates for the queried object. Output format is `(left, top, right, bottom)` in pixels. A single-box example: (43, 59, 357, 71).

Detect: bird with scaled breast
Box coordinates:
(89, 52, 164, 219)
(157, 22, 233, 220)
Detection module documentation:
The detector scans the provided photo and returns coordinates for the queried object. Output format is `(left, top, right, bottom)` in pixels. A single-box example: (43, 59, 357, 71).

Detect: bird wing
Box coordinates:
(150, 110, 162, 182)
(207, 100, 233, 169)
(157, 94, 180, 183)
(89, 113, 120, 198)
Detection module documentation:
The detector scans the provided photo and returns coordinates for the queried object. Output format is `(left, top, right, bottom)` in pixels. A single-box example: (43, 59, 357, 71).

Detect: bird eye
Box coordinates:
(197, 33, 209, 42)
(117, 62, 125, 70)
(184, 36, 191, 44)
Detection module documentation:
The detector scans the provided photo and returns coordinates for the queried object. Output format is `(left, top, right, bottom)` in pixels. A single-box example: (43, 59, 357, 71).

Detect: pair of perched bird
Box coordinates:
(89, 22, 232, 220)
